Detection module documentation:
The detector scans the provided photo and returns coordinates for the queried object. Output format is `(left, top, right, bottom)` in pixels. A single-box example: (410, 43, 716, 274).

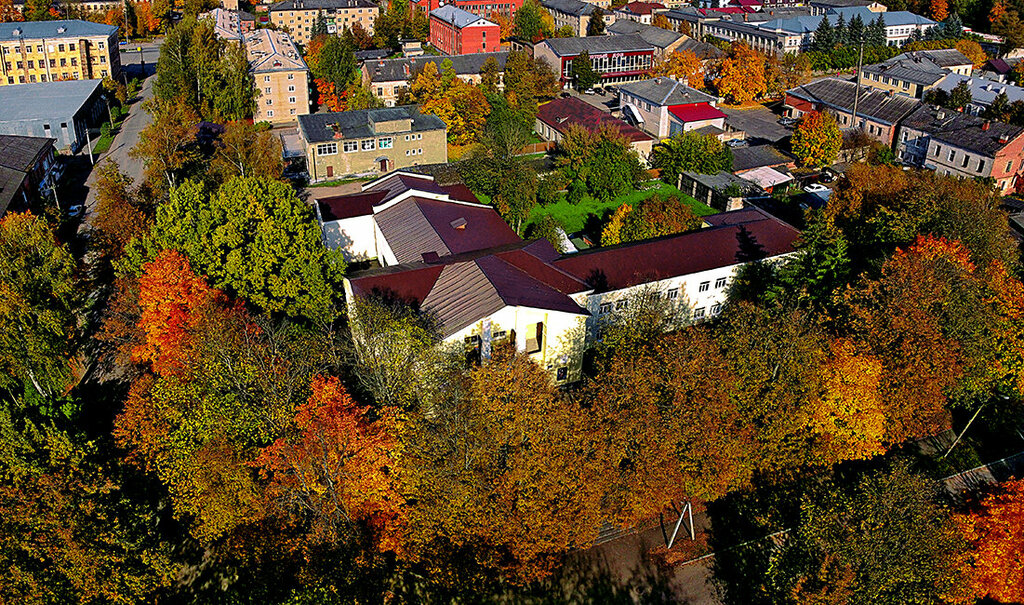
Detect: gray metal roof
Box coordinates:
(677, 38, 726, 60)
(430, 4, 495, 28)
(541, 0, 599, 17)
(0, 20, 117, 41)
(934, 73, 1024, 106)
(901, 104, 1024, 156)
(862, 56, 948, 87)
(606, 20, 683, 49)
(297, 106, 446, 144)
(363, 51, 509, 83)
(619, 77, 716, 106)
(890, 49, 972, 69)
(0, 79, 102, 123)
(540, 34, 655, 57)
(787, 77, 921, 125)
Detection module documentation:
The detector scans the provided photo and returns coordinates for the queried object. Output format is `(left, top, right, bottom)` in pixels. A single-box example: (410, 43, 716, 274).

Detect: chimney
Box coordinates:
(999, 134, 1010, 144)
(983, 120, 991, 131)
(403, 64, 410, 76)
(449, 217, 467, 230)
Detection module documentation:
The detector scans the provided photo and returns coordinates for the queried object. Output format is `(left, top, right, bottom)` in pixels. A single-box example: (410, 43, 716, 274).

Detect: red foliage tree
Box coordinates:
(958, 479, 1024, 601)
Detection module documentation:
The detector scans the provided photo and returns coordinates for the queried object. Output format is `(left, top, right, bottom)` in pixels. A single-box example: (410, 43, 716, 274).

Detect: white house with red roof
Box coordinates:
(618, 76, 727, 138)
(613, 0, 667, 24)
(339, 173, 801, 383)
(313, 171, 521, 262)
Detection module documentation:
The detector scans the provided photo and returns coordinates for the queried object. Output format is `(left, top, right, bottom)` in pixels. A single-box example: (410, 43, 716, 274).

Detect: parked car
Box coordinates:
(68, 205, 85, 218)
(560, 91, 571, 98)
(778, 117, 798, 127)
(803, 183, 830, 194)
(726, 139, 748, 148)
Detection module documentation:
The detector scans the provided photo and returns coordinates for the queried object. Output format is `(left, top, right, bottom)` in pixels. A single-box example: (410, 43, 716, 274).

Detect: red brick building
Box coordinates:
(430, 5, 501, 55)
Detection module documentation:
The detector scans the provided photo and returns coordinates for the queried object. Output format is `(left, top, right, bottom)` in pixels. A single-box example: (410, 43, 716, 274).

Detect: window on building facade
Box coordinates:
(288, 96, 296, 103)
(361, 139, 375, 150)
(666, 288, 679, 299)
(556, 366, 568, 381)
(978, 159, 985, 173)
(378, 137, 393, 149)
(267, 110, 274, 117)
(962, 154, 970, 168)
(715, 277, 727, 288)
(317, 143, 338, 155)
(693, 307, 706, 319)
(1007, 160, 1014, 172)
(615, 299, 628, 310)
(266, 98, 272, 105)
(288, 85, 295, 92)
(343, 140, 358, 152)
(948, 149, 955, 162)
(711, 303, 722, 315)
(698, 281, 710, 292)
(599, 302, 612, 314)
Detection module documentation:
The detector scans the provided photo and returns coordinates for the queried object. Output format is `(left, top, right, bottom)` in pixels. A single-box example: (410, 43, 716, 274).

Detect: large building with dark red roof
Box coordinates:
(339, 176, 801, 383)
(535, 96, 654, 159)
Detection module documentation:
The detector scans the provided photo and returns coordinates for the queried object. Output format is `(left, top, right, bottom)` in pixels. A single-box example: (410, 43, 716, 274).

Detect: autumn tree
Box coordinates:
(411, 61, 492, 146)
(586, 7, 605, 36)
(125, 177, 346, 322)
(0, 0, 23, 21)
(514, 0, 552, 42)
(650, 130, 733, 184)
(650, 50, 705, 88)
(714, 42, 767, 104)
(651, 13, 671, 29)
(931, 0, 949, 21)
(0, 213, 79, 406)
(791, 110, 841, 168)
(91, 161, 155, 260)
(210, 121, 284, 182)
(555, 123, 645, 202)
(256, 376, 403, 546)
(957, 479, 1024, 602)
(395, 345, 605, 581)
(760, 463, 971, 605)
(600, 195, 704, 245)
(130, 97, 201, 191)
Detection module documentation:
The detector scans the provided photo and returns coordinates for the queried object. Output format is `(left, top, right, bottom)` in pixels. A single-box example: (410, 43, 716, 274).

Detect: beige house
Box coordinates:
(542, 0, 615, 37)
(859, 49, 974, 99)
(298, 106, 448, 182)
(0, 20, 120, 86)
(269, 0, 377, 45)
(247, 29, 311, 124)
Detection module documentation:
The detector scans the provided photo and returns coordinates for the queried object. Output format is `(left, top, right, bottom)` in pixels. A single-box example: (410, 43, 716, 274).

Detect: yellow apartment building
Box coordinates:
(0, 20, 120, 86)
(268, 0, 377, 45)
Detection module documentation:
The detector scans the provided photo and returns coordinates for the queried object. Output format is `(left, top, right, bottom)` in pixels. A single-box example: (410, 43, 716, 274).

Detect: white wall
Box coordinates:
(321, 215, 377, 261)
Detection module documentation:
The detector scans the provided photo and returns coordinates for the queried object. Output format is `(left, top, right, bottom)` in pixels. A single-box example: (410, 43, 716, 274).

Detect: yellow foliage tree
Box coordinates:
(651, 50, 705, 89)
(791, 110, 842, 168)
(714, 43, 767, 104)
(601, 203, 631, 245)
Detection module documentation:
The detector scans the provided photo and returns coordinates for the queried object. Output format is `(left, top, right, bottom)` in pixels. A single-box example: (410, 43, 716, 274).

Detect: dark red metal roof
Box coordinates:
(669, 103, 728, 123)
(537, 97, 653, 144)
(316, 190, 388, 221)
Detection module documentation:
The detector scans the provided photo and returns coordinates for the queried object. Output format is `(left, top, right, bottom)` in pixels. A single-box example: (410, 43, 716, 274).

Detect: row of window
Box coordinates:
(562, 52, 652, 78)
(596, 278, 729, 314)
(5, 55, 97, 70)
(317, 137, 396, 155)
(599, 299, 724, 318)
(405, 148, 424, 156)
(932, 143, 997, 174)
(263, 108, 298, 117)
(5, 71, 102, 84)
(265, 96, 299, 105)
(1, 40, 104, 55)
(264, 73, 297, 82)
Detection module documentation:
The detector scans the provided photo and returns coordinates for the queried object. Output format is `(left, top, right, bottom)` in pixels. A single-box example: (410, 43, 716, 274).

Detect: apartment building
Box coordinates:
(785, 78, 920, 147)
(429, 5, 500, 55)
(859, 49, 973, 99)
(268, 0, 377, 45)
(534, 35, 656, 88)
(542, 0, 614, 38)
(0, 20, 120, 86)
(248, 29, 311, 124)
(613, 1, 666, 25)
(896, 105, 1024, 194)
(298, 106, 448, 182)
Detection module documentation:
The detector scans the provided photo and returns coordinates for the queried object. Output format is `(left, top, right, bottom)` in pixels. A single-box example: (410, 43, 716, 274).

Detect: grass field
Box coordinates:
(527, 182, 716, 233)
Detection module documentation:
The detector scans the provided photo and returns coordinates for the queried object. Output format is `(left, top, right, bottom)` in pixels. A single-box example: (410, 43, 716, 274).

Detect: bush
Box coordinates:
(100, 122, 111, 138)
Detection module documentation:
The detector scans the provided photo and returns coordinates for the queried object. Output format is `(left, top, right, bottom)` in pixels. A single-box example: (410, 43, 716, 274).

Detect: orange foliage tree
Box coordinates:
(651, 49, 705, 89)
(714, 42, 767, 103)
(132, 249, 217, 376)
(931, 0, 949, 21)
(256, 376, 404, 549)
(958, 479, 1024, 602)
(0, 0, 23, 21)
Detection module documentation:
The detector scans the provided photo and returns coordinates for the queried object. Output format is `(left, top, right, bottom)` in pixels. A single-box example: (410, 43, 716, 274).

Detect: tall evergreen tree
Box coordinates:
(813, 16, 836, 51)
(848, 13, 865, 44)
(868, 14, 886, 46)
(834, 13, 848, 45)
(586, 7, 605, 36)
(311, 12, 328, 37)
(571, 50, 600, 91)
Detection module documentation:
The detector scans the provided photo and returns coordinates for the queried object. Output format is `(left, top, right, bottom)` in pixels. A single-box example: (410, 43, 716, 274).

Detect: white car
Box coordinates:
(803, 183, 830, 194)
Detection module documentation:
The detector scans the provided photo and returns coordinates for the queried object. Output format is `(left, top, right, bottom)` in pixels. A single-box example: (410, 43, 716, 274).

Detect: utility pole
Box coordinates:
(851, 37, 864, 132)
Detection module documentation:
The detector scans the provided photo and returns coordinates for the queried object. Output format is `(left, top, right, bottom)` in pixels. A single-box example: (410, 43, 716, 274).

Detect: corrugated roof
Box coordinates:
(553, 208, 799, 291)
(537, 97, 653, 143)
(430, 4, 496, 28)
(786, 77, 921, 125)
(889, 49, 972, 69)
(542, 0, 599, 16)
(297, 106, 446, 144)
(619, 77, 716, 107)
(901, 104, 1024, 157)
(606, 20, 683, 49)
(0, 79, 102, 123)
(0, 20, 116, 41)
(0, 135, 53, 216)
(364, 52, 509, 83)
(934, 73, 1024, 106)
(618, 1, 666, 14)
(677, 38, 727, 60)
(540, 34, 655, 57)
(862, 56, 948, 87)
(669, 103, 727, 122)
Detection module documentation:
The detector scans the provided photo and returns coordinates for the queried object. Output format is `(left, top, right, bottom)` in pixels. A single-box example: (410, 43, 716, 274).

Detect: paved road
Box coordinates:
(79, 42, 160, 221)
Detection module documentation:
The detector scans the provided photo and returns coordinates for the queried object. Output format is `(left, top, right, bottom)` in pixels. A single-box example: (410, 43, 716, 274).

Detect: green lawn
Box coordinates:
(527, 181, 716, 233)
(92, 109, 129, 155)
